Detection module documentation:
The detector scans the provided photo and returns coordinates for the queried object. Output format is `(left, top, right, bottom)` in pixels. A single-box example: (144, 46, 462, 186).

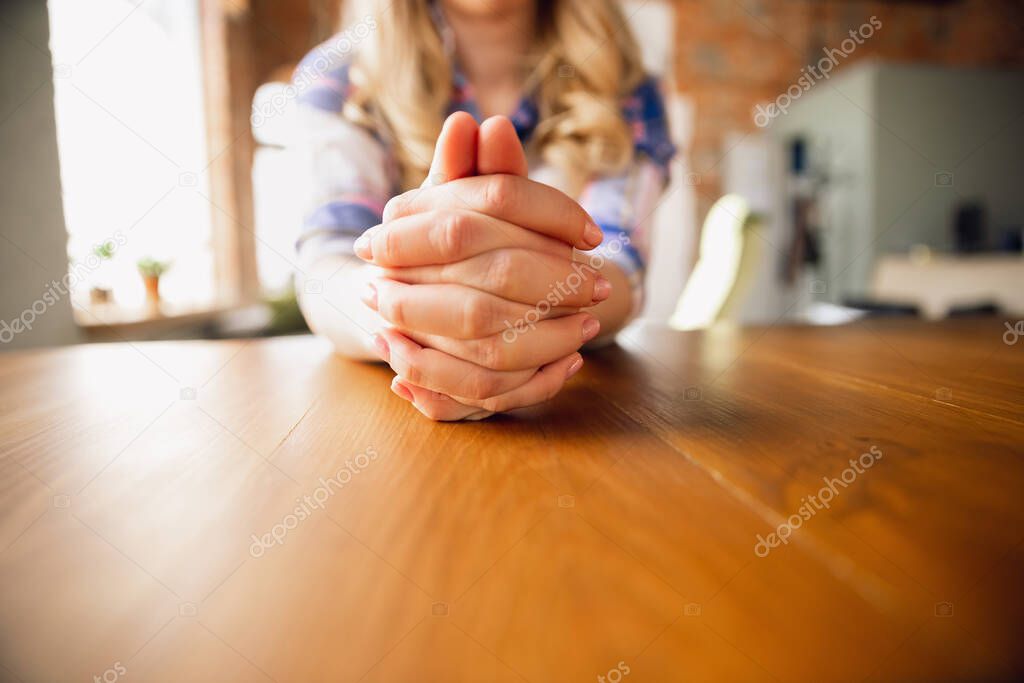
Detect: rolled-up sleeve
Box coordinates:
(291, 54, 395, 265)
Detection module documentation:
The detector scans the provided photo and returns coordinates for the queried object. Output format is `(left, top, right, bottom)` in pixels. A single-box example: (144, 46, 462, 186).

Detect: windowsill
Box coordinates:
(75, 302, 245, 342)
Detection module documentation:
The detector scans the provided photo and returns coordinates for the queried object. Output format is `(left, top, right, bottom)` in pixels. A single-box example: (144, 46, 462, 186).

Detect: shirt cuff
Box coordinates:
(296, 199, 382, 263)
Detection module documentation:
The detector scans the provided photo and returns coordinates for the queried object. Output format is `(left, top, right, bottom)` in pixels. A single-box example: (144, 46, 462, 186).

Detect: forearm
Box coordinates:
(297, 255, 385, 360)
(301, 252, 635, 358)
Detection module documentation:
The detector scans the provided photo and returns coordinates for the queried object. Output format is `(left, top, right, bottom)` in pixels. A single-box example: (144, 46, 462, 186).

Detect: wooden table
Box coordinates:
(2, 317, 1022, 682)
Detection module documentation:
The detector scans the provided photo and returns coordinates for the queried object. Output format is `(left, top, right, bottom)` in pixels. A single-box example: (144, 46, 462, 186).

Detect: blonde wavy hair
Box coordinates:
(342, 0, 646, 191)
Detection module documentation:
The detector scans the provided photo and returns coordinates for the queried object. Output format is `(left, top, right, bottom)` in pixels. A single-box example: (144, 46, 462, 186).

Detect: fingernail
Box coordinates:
(581, 317, 601, 342)
(360, 281, 378, 310)
(353, 230, 374, 260)
(565, 354, 584, 379)
(371, 334, 390, 362)
(592, 275, 612, 302)
(391, 377, 414, 401)
(582, 220, 603, 249)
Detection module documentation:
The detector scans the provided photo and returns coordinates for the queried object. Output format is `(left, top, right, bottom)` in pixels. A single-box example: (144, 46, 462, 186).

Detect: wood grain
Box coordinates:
(1, 318, 1022, 682)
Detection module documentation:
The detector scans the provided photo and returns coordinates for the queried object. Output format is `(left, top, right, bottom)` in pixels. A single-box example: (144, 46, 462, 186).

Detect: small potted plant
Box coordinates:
(89, 242, 117, 305)
(137, 257, 171, 308)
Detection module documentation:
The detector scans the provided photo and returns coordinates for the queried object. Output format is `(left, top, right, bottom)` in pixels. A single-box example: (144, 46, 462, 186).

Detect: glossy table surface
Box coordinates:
(1, 317, 1023, 682)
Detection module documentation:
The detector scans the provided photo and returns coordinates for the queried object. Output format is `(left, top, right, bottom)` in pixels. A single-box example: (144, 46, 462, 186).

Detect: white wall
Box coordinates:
(731, 61, 877, 321)
(0, 0, 79, 350)
(739, 60, 1024, 321)
(872, 63, 1024, 255)
(772, 62, 876, 307)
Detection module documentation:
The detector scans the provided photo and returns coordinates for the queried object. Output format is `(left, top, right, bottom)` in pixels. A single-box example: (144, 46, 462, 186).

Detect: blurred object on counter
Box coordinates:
(954, 201, 988, 253)
(871, 252, 1024, 320)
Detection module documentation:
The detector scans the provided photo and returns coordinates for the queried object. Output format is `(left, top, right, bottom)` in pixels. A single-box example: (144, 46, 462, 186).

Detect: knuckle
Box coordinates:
(418, 400, 444, 421)
(482, 174, 515, 213)
(464, 371, 499, 401)
(476, 334, 510, 370)
(488, 249, 517, 294)
(479, 395, 504, 414)
(382, 193, 409, 221)
(436, 210, 469, 260)
(381, 227, 400, 263)
(400, 356, 422, 386)
(384, 293, 407, 327)
(461, 293, 498, 338)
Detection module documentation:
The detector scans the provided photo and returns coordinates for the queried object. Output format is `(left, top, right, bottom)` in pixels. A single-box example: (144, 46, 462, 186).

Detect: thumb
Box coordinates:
(477, 116, 529, 177)
(423, 111, 479, 187)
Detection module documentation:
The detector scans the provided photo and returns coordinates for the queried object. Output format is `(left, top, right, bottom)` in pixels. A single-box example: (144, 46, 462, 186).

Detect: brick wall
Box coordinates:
(672, 0, 1024, 217)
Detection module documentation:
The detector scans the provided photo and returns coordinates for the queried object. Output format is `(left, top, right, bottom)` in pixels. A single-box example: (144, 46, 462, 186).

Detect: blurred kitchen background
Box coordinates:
(1, 0, 1022, 350)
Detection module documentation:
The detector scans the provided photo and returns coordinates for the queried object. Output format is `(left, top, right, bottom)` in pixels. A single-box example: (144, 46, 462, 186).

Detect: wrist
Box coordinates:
(298, 255, 386, 360)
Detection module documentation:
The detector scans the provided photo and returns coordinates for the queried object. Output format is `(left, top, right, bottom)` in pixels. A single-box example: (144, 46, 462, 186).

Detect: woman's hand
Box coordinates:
(356, 194, 604, 411)
(357, 113, 605, 419)
(378, 171, 604, 251)
(373, 328, 585, 421)
(354, 166, 611, 369)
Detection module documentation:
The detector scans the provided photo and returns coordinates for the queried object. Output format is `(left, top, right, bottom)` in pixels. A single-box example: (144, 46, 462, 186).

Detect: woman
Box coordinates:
(292, 0, 674, 420)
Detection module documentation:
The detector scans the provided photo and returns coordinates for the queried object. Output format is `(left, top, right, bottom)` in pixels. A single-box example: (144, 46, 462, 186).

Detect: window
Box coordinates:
(48, 0, 215, 319)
